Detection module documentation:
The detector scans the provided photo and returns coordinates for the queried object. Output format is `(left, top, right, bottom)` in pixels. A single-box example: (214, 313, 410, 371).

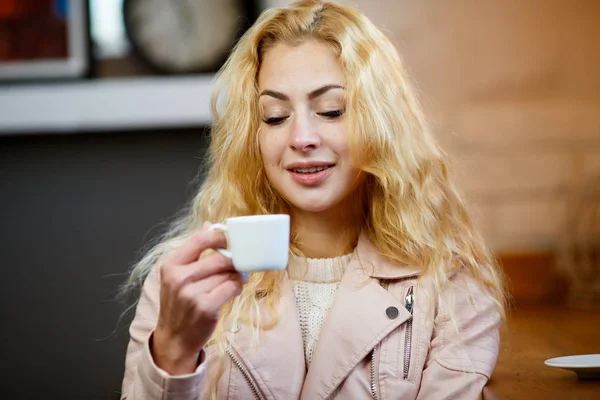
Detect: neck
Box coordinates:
(291, 195, 364, 259)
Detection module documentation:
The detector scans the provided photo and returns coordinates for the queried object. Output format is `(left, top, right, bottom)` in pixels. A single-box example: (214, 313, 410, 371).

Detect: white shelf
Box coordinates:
(0, 75, 215, 135)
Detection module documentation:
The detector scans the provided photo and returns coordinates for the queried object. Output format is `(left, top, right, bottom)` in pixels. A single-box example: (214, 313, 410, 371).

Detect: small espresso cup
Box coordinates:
(208, 214, 290, 272)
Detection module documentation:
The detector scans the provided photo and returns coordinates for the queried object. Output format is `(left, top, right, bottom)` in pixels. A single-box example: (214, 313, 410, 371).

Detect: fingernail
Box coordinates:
(241, 272, 250, 283)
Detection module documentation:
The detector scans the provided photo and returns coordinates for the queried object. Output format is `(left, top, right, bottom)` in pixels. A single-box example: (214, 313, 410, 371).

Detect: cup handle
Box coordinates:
(207, 223, 232, 259)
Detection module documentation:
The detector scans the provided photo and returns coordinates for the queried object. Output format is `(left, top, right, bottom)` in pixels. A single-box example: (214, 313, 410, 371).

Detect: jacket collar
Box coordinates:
(355, 231, 421, 280)
(226, 233, 420, 399)
(300, 238, 415, 399)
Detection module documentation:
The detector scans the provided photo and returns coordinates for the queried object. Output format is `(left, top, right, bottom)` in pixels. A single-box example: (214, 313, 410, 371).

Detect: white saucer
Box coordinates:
(544, 354, 600, 379)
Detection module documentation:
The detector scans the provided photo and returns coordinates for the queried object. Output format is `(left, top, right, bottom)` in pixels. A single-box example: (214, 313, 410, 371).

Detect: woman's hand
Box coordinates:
(151, 223, 245, 375)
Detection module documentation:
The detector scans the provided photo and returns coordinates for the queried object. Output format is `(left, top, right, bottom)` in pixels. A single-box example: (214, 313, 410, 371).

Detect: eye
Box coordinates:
(263, 116, 289, 126)
(318, 109, 345, 119)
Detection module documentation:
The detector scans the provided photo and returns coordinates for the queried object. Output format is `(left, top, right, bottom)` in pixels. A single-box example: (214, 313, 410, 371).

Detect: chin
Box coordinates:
(293, 202, 333, 213)
(286, 194, 340, 214)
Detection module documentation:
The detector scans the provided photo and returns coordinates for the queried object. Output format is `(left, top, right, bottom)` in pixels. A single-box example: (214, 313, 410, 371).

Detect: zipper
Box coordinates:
(370, 280, 388, 400)
(403, 286, 415, 380)
(370, 345, 380, 400)
(226, 346, 265, 400)
(370, 283, 415, 397)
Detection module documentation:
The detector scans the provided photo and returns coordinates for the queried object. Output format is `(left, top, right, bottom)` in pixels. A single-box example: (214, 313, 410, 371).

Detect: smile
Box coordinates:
(286, 163, 335, 185)
(291, 166, 329, 174)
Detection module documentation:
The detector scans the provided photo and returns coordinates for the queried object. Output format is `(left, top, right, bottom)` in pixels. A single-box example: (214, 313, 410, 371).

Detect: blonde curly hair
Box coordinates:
(123, 1, 507, 398)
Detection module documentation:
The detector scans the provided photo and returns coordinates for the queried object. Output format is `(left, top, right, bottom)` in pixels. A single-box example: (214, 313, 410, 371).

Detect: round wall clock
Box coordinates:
(123, 0, 259, 74)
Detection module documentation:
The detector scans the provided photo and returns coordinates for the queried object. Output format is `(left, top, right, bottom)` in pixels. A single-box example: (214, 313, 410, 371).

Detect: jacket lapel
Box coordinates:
(227, 277, 306, 400)
(226, 232, 421, 400)
(301, 255, 414, 399)
(354, 231, 421, 280)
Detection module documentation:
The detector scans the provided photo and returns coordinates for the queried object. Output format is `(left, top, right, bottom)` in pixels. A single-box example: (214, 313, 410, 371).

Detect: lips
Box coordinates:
(290, 165, 329, 174)
(285, 161, 335, 186)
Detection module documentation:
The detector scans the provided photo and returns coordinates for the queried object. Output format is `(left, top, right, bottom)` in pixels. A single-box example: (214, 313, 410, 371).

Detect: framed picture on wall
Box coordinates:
(0, 0, 91, 81)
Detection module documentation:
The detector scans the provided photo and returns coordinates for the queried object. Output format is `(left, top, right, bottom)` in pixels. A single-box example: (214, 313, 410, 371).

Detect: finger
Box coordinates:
(186, 271, 240, 294)
(183, 252, 236, 283)
(204, 279, 243, 314)
(240, 272, 250, 284)
(169, 229, 228, 265)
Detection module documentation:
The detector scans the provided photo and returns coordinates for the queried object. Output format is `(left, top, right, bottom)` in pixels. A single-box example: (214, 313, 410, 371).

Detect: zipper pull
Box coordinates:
(405, 286, 414, 315)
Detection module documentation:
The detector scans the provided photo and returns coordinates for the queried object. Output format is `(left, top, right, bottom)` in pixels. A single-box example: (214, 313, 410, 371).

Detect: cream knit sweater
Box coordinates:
(288, 253, 353, 366)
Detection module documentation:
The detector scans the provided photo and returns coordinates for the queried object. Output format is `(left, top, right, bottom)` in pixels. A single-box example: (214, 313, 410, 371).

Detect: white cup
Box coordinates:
(208, 214, 290, 272)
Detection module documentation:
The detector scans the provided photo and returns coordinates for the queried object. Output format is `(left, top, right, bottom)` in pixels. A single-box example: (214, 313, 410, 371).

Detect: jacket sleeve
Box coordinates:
(120, 266, 206, 400)
(416, 273, 501, 400)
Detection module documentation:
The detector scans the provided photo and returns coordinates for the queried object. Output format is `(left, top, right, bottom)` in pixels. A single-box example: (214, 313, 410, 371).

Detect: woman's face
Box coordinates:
(258, 40, 364, 215)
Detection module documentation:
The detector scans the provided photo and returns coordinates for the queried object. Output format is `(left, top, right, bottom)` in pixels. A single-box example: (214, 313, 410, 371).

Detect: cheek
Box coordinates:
(258, 132, 272, 165)
(326, 124, 351, 157)
(259, 129, 287, 166)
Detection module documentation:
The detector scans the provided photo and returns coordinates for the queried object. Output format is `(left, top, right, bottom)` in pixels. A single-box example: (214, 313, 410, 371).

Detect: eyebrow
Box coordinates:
(259, 84, 344, 101)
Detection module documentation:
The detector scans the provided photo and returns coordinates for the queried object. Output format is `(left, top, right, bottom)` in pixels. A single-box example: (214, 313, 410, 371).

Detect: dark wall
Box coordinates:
(0, 128, 209, 399)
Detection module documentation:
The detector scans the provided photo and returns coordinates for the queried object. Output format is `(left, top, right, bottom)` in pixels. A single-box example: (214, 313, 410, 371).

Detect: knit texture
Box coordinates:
(288, 252, 353, 366)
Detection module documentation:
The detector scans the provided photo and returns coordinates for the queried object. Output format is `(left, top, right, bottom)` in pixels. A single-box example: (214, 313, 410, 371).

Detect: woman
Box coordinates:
(121, 1, 507, 399)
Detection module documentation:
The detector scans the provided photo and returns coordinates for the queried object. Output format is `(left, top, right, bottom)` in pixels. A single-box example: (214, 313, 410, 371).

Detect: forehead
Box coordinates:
(257, 40, 345, 94)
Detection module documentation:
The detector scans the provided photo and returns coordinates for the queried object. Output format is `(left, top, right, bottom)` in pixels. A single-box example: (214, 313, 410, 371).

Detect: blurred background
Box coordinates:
(0, 0, 598, 399)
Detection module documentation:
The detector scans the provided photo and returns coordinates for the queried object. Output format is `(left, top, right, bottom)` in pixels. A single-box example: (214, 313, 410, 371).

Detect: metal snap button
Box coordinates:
(386, 306, 399, 319)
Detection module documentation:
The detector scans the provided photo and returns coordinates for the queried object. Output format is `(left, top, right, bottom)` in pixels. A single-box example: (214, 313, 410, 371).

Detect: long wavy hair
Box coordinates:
(122, 1, 507, 397)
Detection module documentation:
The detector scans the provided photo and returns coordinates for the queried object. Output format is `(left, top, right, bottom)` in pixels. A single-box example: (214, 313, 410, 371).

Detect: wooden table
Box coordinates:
(485, 305, 600, 400)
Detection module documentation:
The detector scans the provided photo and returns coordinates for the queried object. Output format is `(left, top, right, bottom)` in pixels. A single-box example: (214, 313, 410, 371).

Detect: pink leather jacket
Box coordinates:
(121, 233, 500, 399)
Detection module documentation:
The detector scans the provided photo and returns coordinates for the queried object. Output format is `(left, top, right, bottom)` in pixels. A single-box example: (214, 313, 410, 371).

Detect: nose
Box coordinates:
(289, 112, 320, 152)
